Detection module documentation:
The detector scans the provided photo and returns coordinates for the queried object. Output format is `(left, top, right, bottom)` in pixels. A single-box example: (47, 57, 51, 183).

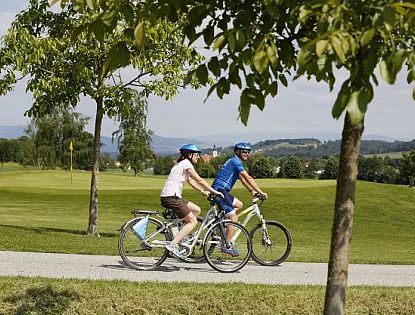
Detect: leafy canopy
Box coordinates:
(50, 0, 415, 126)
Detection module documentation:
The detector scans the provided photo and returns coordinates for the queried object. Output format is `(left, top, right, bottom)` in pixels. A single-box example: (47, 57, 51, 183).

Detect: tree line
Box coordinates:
(153, 151, 415, 187)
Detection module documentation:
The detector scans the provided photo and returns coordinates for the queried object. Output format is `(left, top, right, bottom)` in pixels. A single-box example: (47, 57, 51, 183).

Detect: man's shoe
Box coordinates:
(165, 241, 184, 258)
(221, 245, 240, 257)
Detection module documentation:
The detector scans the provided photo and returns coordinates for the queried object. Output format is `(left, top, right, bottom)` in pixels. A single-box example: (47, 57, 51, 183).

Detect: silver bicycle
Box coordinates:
(118, 197, 252, 273)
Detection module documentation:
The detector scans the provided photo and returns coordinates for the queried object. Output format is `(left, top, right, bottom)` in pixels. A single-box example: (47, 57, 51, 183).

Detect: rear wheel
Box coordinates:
(203, 220, 252, 273)
(118, 217, 169, 270)
(250, 221, 292, 266)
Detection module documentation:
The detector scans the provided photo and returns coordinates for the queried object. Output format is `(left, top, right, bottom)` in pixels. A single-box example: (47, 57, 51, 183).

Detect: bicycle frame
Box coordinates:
(129, 203, 223, 258)
(231, 197, 266, 242)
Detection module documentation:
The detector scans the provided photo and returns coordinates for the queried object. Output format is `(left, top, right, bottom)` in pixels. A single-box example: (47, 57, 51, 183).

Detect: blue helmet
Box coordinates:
(234, 142, 252, 152)
(179, 144, 201, 154)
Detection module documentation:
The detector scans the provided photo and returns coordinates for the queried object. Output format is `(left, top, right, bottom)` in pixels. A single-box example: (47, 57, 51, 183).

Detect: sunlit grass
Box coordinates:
(0, 164, 414, 264)
(0, 277, 414, 315)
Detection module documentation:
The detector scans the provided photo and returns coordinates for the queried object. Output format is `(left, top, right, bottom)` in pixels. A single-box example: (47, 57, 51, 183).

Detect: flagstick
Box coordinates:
(69, 141, 73, 184)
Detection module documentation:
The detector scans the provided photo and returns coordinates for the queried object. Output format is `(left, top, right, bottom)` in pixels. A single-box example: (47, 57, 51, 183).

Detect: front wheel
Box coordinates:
(118, 217, 169, 270)
(203, 220, 252, 273)
(250, 220, 292, 266)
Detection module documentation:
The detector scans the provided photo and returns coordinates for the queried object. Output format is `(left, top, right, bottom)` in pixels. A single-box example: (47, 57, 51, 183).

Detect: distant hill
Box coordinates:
(0, 126, 208, 156)
(245, 138, 415, 158)
(1, 125, 414, 158)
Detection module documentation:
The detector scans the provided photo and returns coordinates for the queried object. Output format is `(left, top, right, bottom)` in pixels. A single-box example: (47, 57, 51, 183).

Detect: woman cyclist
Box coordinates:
(160, 144, 224, 257)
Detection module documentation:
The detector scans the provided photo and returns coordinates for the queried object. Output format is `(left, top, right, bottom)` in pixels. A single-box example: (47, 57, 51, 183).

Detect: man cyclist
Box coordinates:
(160, 144, 224, 258)
(212, 142, 268, 256)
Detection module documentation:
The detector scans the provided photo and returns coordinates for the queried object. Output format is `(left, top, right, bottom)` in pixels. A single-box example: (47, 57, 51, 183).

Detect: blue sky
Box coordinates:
(1, 1, 414, 142)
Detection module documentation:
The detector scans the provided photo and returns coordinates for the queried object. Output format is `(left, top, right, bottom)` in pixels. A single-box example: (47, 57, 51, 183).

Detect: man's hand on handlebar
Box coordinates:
(253, 191, 268, 200)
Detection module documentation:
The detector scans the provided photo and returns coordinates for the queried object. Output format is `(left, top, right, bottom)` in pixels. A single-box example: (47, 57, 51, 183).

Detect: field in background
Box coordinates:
(0, 163, 414, 264)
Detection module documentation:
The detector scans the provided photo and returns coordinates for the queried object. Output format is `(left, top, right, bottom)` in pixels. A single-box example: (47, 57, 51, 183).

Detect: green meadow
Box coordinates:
(1, 162, 414, 264)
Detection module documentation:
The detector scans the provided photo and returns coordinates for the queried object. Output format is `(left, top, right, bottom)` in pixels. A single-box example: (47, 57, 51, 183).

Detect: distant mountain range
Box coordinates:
(0, 125, 210, 156)
(1, 125, 412, 156)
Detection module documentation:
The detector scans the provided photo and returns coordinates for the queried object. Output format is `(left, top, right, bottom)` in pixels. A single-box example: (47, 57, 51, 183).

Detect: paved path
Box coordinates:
(1, 251, 414, 286)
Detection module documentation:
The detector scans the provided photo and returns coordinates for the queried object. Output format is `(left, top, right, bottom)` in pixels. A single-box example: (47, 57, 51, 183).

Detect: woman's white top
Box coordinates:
(160, 159, 194, 198)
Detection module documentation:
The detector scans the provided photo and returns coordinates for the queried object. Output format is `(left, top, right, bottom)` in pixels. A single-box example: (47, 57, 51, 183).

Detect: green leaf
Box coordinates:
(235, 29, 246, 49)
(101, 42, 130, 79)
(267, 81, 278, 97)
(381, 50, 406, 84)
(239, 94, 251, 126)
(89, 19, 105, 43)
(195, 64, 208, 85)
(332, 80, 351, 119)
(279, 74, 288, 87)
(216, 77, 229, 99)
(299, 6, 313, 23)
(399, 2, 415, 10)
(85, 0, 95, 10)
(101, 9, 117, 26)
(297, 48, 311, 67)
(229, 70, 242, 88)
(134, 22, 145, 46)
(407, 70, 414, 84)
(360, 29, 375, 46)
(72, 0, 86, 11)
(242, 88, 265, 110)
(383, 6, 396, 27)
(50, 0, 60, 6)
(379, 60, 391, 84)
(316, 39, 328, 57)
(253, 50, 268, 74)
(203, 26, 214, 46)
(228, 31, 236, 52)
(213, 35, 226, 51)
(204, 82, 218, 103)
(266, 45, 278, 67)
(208, 57, 220, 77)
(413, 86, 415, 101)
(331, 36, 346, 63)
(346, 91, 365, 125)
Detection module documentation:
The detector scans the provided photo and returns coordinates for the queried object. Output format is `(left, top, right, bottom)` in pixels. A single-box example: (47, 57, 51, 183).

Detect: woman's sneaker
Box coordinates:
(165, 242, 184, 258)
(221, 245, 240, 256)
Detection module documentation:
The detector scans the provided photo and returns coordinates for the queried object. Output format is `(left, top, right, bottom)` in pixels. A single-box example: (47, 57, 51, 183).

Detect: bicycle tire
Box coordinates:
(250, 220, 292, 266)
(118, 217, 170, 270)
(203, 220, 252, 273)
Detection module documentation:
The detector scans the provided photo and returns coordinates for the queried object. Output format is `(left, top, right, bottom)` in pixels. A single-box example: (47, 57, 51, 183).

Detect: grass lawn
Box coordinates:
(0, 163, 414, 264)
(0, 277, 414, 315)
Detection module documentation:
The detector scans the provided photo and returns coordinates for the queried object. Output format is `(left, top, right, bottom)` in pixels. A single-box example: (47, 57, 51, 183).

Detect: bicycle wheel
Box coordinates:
(250, 220, 292, 266)
(203, 220, 252, 273)
(118, 217, 170, 270)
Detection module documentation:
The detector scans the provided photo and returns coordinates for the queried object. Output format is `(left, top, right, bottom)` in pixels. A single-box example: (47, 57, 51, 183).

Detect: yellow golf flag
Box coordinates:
(69, 141, 73, 184)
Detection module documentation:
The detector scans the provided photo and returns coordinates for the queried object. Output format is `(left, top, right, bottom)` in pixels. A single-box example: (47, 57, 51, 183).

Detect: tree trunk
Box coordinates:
(87, 98, 104, 236)
(324, 113, 364, 314)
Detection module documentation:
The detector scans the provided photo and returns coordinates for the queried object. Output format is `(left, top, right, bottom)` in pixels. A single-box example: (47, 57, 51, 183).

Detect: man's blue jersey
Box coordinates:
(212, 155, 245, 192)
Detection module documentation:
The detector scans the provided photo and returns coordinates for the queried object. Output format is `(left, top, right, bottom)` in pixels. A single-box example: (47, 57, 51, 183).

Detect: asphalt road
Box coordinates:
(1, 251, 414, 286)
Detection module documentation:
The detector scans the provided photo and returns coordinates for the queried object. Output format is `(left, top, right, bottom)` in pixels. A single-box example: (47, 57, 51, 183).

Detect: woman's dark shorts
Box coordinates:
(160, 196, 191, 219)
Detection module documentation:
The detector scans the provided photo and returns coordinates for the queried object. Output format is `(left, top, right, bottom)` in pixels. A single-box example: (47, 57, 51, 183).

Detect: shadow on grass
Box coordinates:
(0, 224, 118, 238)
(5, 285, 80, 315)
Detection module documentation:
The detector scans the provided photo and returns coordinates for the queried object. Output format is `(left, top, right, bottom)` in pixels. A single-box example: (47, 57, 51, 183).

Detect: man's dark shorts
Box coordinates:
(214, 188, 237, 216)
(160, 196, 191, 218)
